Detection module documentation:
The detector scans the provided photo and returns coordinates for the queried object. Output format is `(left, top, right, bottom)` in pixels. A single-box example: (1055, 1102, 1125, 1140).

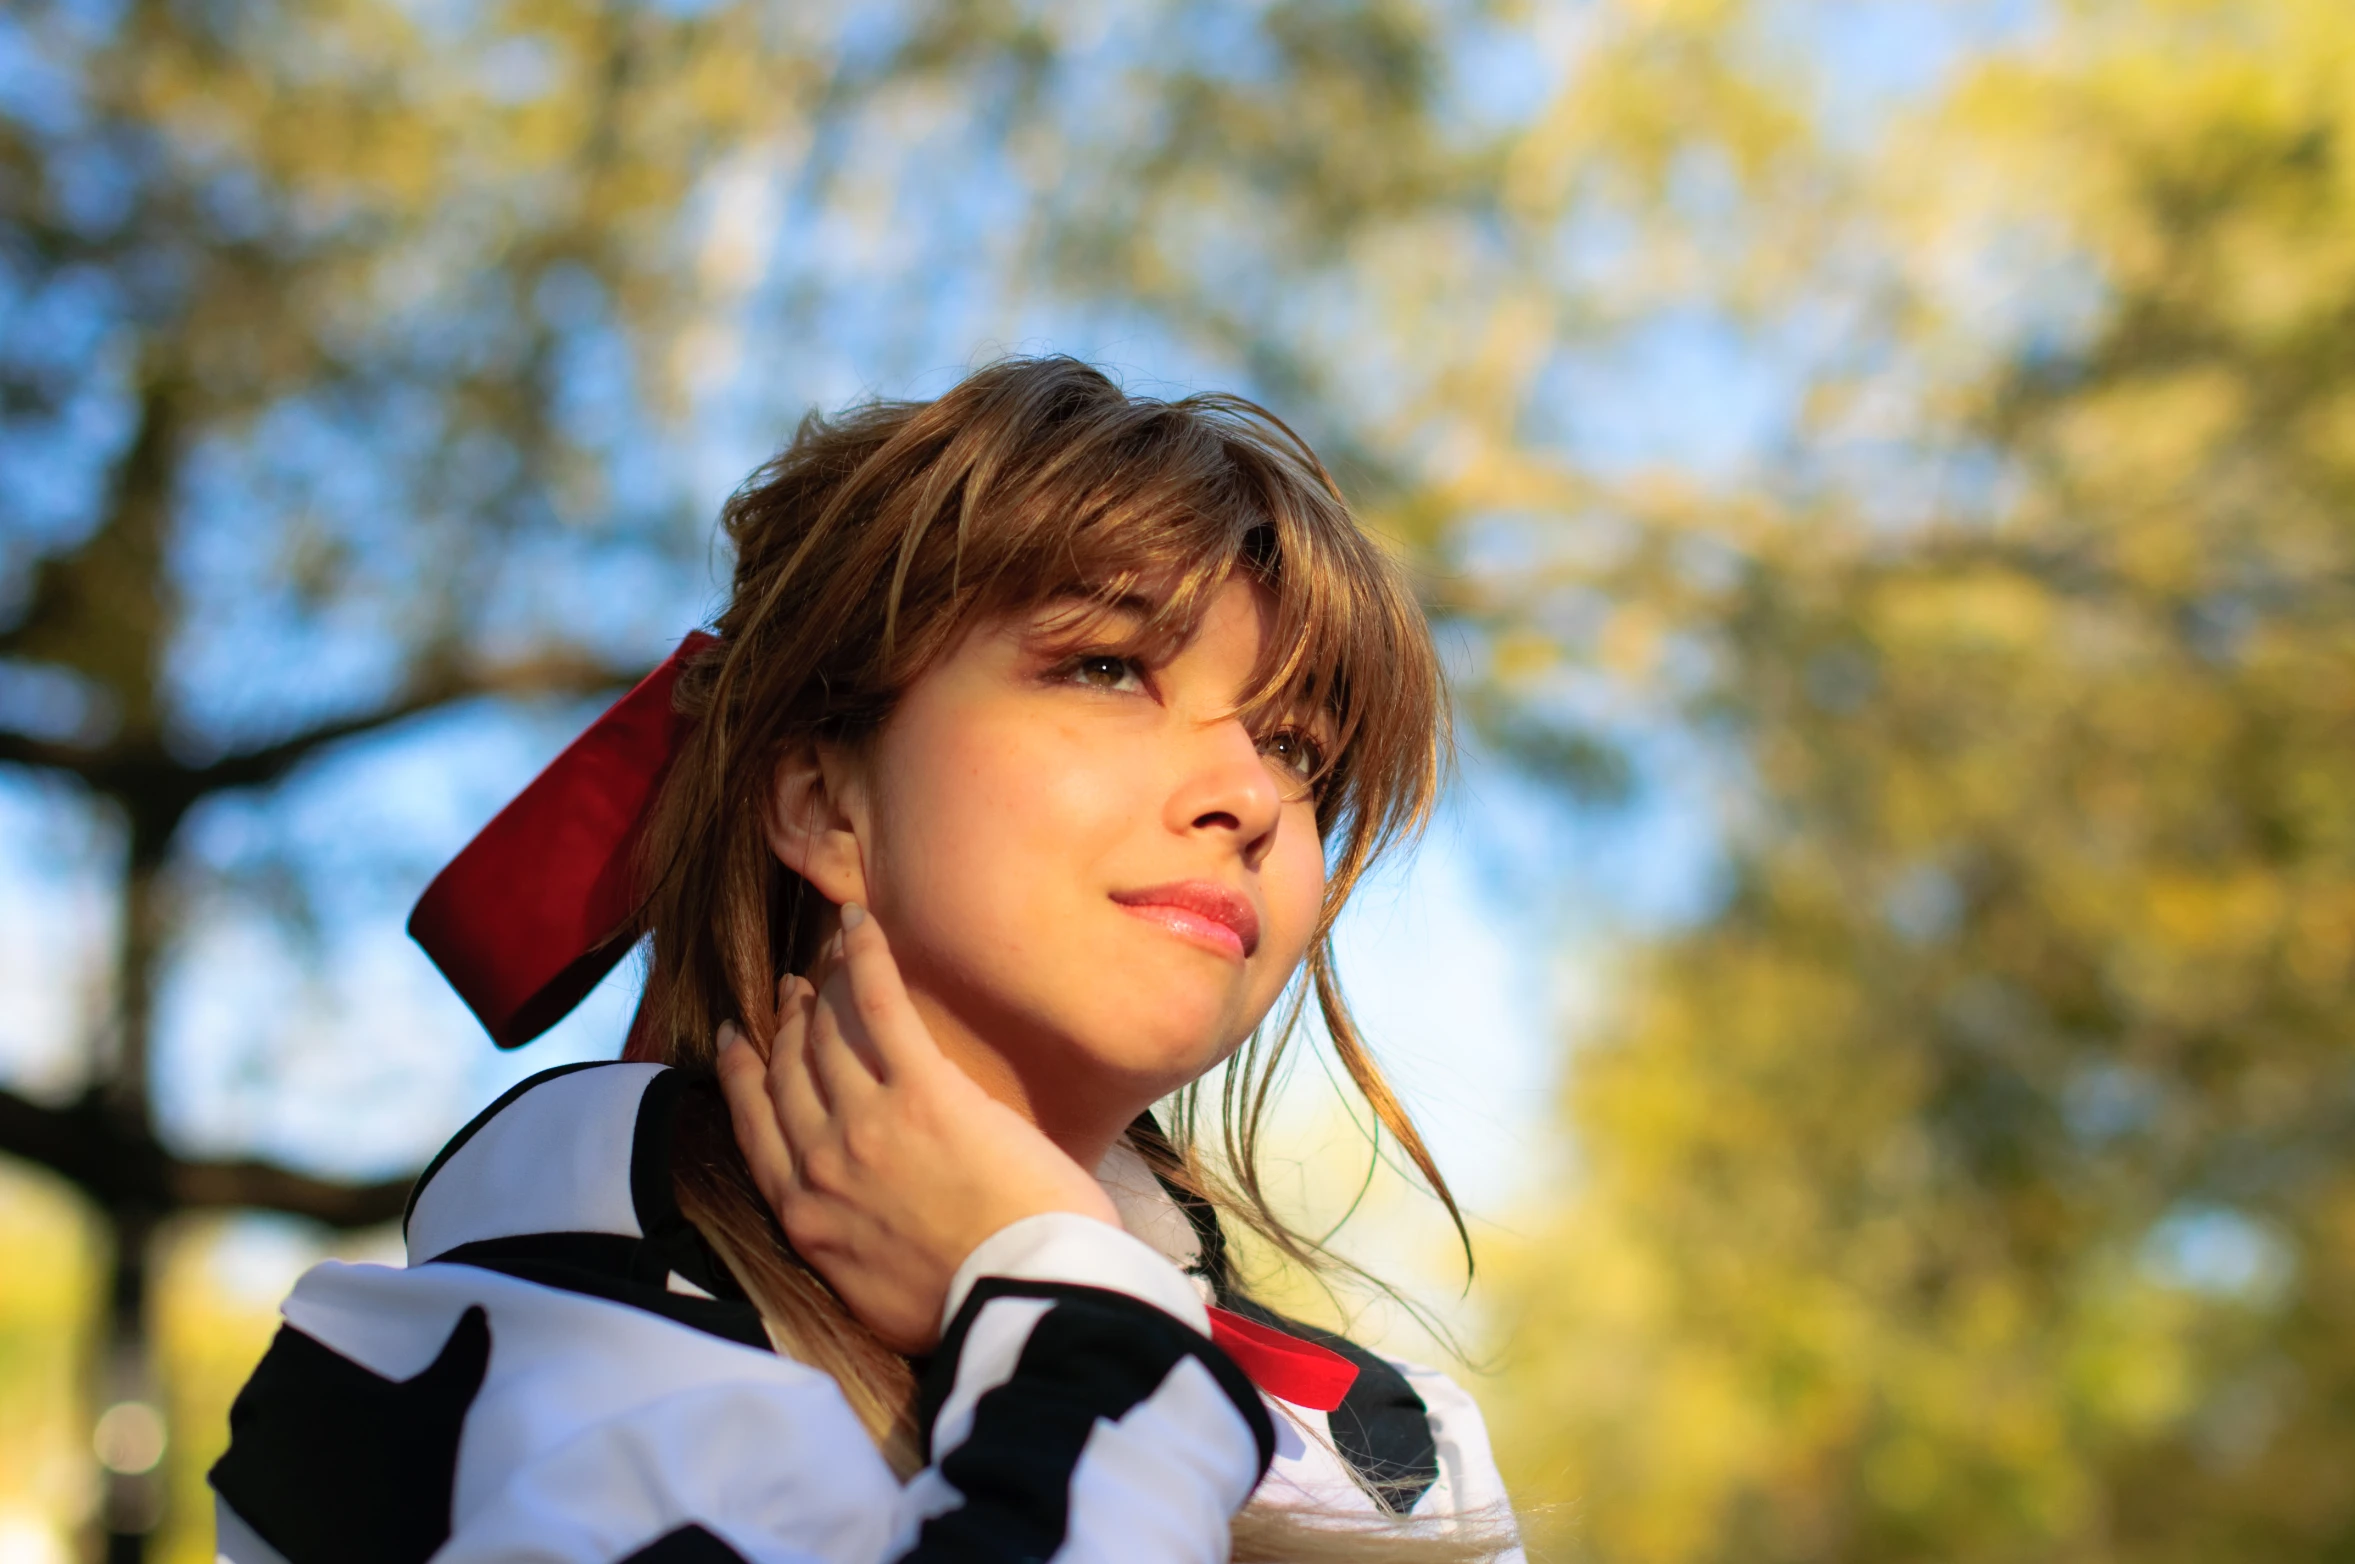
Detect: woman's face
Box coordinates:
(814, 577, 1330, 1160)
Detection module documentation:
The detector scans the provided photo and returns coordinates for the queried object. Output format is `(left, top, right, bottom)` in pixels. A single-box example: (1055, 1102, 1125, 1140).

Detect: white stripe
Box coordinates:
(928, 1296, 1054, 1460)
(1050, 1354, 1262, 1563)
(1398, 1360, 1528, 1560)
(940, 1214, 1211, 1338)
(1092, 1139, 1205, 1276)
(272, 1258, 849, 1536)
(432, 1380, 899, 1564)
(407, 1064, 665, 1264)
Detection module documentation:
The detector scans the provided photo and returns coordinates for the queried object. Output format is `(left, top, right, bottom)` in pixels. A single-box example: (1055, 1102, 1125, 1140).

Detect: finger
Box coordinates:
(717, 1022, 794, 1198)
(835, 903, 934, 1080)
(770, 970, 799, 1053)
(810, 979, 890, 1131)
(801, 923, 844, 998)
(770, 979, 834, 1153)
(767, 973, 813, 1057)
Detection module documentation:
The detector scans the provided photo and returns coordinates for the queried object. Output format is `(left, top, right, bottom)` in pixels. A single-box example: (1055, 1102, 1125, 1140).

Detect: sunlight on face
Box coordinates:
(850, 577, 1330, 1153)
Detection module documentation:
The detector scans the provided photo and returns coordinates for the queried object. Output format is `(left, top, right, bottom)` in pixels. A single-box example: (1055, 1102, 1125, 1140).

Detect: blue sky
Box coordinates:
(0, 0, 2035, 1333)
(0, 635, 1717, 1361)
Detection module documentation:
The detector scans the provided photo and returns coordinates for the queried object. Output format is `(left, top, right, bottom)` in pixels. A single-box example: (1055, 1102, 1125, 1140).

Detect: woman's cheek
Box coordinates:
(1259, 820, 1328, 982)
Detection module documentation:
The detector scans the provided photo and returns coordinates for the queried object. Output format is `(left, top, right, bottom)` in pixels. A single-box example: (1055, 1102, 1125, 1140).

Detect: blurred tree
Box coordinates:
(0, 2, 1509, 1556)
(0, 6, 728, 1555)
(1473, 2, 2355, 1559)
(0, 1, 911, 1555)
(29, 0, 2355, 1560)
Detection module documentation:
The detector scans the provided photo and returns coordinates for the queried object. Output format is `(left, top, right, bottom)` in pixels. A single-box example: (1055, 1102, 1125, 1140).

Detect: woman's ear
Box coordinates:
(764, 741, 871, 907)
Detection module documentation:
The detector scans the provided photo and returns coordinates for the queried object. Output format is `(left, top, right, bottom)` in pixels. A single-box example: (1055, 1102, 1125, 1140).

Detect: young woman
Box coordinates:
(208, 358, 1521, 1563)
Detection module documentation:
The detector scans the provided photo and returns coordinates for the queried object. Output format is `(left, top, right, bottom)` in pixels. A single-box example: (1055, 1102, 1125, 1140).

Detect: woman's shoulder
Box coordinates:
(1098, 1131, 1516, 1528)
(1382, 1356, 1516, 1525)
(400, 1060, 721, 1297)
(1212, 1298, 1444, 1512)
(211, 1062, 898, 1564)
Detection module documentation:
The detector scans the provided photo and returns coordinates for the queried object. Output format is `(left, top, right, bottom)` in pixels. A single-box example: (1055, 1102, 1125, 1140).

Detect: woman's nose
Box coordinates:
(1165, 720, 1285, 862)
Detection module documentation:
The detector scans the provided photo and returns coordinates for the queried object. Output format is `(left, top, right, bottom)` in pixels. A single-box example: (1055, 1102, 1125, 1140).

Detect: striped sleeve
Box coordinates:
(457, 1217, 1267, 1564)
(893, 1216, 1273, 1561)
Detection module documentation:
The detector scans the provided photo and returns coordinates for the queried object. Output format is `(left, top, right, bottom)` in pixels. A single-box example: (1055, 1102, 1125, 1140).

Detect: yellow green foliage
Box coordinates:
(1479, 2, 2355, 1559)
(0, 1168, 99, 1556)
(9, 2, 2355, 1560)
(147, 1226, 350, 1564)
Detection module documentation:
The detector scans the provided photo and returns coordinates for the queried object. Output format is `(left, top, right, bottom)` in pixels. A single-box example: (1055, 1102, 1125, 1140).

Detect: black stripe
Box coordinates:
(620, 1524, 752, 1563)
(908, 1280, 1275, 1562)
(430, 1234, 771, 1351)
(208, 1307, 491, 1564)
(630, 1066, 690, 1238)
(401, 1060, 612, 1235)
(920, 1278, 1272, 1468)
(632, 1072, 754, 1304)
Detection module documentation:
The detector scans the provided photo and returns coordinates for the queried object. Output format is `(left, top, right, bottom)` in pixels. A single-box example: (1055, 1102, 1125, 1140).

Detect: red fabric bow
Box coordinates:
(1206, 1306, 1360, 1412)
(409, 632, 717, 1047)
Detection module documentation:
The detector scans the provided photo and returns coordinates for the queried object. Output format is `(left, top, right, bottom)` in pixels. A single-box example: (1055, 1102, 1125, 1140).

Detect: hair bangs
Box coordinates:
(920, 388, 1446, 916)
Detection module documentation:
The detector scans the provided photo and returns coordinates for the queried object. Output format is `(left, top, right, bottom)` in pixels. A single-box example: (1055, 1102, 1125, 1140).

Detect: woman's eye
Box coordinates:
(1260, 728, 1327, 783)
(1063, 654, 1147, 693)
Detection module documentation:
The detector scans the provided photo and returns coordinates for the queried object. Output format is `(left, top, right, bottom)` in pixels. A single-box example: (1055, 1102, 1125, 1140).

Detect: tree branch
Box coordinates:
(0, 1086, 415, 1229)
(0, 730, 104, 773)
(191, 647, 631, 795)
(0, 648, 634, 797)
(170, 1159, 414, 1229)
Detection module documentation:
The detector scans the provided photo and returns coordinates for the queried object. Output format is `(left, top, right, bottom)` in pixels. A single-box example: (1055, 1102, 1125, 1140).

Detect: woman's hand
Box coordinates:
(716, 903, 1121, 1353)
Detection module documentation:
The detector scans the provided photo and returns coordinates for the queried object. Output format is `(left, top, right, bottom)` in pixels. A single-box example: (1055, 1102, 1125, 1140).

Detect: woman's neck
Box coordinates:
(911, 998, 1144, 1175)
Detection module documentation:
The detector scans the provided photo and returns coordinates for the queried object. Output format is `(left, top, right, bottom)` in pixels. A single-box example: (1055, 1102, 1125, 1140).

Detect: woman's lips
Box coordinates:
(1109, 881, 1261, 961)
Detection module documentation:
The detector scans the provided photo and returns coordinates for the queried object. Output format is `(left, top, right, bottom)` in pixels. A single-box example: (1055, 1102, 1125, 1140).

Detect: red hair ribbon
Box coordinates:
(1206, 1305, 1360, 1412)
(408, 631, 718, 1048)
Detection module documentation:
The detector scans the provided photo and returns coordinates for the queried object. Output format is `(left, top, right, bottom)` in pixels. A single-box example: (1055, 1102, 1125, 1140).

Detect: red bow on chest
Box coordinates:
(1205, 1306, 1359, 1412)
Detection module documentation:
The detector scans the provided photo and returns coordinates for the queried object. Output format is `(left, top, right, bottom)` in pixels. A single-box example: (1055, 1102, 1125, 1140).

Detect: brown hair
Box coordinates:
(626, 358, 1507, 1558)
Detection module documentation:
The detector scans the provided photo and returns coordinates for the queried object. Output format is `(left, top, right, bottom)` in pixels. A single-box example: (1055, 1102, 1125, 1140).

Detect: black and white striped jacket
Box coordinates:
(209, 1062, 1518, 1563)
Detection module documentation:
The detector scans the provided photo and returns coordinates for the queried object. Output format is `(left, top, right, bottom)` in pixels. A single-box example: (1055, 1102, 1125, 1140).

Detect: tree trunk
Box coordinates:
(97, 1207, 163, 1562)
(92, 842, 167, 1563)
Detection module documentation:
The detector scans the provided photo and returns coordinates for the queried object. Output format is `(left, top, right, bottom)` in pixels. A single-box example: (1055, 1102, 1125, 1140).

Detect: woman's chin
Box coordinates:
(931, 940, 1259, 1102)
(1067, 1007, 1246, 1095)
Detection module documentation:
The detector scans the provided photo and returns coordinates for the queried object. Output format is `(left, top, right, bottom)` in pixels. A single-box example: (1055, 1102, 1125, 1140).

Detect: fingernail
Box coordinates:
(841, 902, 867, 930)
(717, 1021, 741, 1054)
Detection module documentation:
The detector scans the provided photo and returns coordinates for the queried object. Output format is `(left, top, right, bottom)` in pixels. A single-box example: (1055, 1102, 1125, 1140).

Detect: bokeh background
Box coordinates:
(6, 0, 2353, 1559)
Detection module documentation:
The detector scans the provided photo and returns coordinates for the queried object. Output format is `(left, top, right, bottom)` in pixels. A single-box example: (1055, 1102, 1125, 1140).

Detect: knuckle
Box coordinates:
(780, 1210, 833, 1253)
(838, 1115, 885, 1166)
(798, 1144, 848, 1193)
(760, 1177, 803, 1223)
